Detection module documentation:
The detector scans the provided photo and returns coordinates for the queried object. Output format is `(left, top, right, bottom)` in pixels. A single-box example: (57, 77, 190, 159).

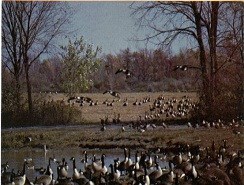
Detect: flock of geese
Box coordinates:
(2, 139, 244, 185)
(66, 93, 242, 134)
(2, 67, 243, 184)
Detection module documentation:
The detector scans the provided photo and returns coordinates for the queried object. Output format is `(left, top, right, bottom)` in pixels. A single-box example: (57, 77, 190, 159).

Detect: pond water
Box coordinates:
(1, 147, 168, 182)
(1, 124, 185, 182)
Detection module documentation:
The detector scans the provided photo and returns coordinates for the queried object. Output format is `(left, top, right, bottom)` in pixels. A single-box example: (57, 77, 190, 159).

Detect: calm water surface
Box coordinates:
(1, 147, 168, 182)
(1, 124, 183, 182)
(1, 148, 123, 182)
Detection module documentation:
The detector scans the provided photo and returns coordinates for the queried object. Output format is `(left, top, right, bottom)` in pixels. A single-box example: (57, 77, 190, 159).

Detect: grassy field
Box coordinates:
(2, 92, 243, 151)
(41, 92, 198, 123)
(2, 124, 243, 151)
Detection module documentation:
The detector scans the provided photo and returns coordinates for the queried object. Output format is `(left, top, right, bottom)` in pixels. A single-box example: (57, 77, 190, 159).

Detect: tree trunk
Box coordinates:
(191, 2, 210, 116)
(240, 11, 244, 119)
(208, 2, 219, 119)
(24, 57, 33, 115)
(14, 75, 21, 113)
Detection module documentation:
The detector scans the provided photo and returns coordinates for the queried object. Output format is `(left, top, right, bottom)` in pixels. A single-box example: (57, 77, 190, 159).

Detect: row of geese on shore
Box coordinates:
(2, 139, 244, 185)
(65, 94, 197, 122)
(99, 114, 242, 135)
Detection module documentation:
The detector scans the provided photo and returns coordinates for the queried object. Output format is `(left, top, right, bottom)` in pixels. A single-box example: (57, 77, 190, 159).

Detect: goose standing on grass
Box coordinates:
(103, 90, 120, 99)
(123, 98, 128, 106)
(23, 136, 32, 145)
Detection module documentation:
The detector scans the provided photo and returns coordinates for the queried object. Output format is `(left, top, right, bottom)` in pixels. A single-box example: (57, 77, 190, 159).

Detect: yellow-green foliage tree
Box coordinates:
(60, 37, 101, 96)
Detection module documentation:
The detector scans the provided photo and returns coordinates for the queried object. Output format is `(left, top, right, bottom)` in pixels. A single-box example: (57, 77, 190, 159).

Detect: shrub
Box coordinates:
(1, 100, 82, 128)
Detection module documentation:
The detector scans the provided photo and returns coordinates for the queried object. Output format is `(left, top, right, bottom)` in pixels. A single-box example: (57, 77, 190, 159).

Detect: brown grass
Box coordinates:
(3, 92, 242, 152)
(2, 125, 243, 151)
(41, 92, 198, 123)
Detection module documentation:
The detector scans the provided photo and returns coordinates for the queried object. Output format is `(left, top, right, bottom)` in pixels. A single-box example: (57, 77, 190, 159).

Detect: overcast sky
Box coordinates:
(64, 2, 186, 55)
(66, 2, 144, 55)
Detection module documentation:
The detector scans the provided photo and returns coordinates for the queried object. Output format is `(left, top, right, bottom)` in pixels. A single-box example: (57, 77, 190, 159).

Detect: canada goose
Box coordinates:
(149, 162, 162, 183)
(91, 155, 103, 173)
(123, 99, 128, 106)
(100, 154, 108, 175)
(13, 161, 27, 185)
(172, 65, 201, 71)
(23, 136, 32, 145)
(70, 157, 83, 180)
(56, 166, 74, 185)
(187, 122, 192, 128)
(145, 153, 153, 169)
(159, 163, 175, 184)
(133, 99, 138, 106)
(151, 123, 157, 129)
(89, 101, 94, 106)
(118, 148, 128, 175)
(57, 158, 68, 179)
(101, 125, 106, 131)
(102, 99, 108, 104)
(1, 168, 15, 185)
(201, 166, 231, 185)
(162, 122, 167, 129)
(103, 90, 120, 99)
(112, 113, 118, 124)
(229, 165, 244, 185)
(149, 105, 155, 112)
(67, 96, 77, 103)
(109, 162, 121, 182)
(107, 100, 114, 106)
(34, 165, 53, 185)
(82, 151, 93, 176)
(121, 125, 125, 132)
(115, 68, 132, 78)
(116, 114, 121, 124)
(126, 149, 133, 170)
(138, 164, 150, 185)
(172, 153, 183, 166)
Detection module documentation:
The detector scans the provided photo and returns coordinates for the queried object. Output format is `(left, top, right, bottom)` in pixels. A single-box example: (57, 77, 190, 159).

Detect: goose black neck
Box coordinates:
(22, 162, 26, 176)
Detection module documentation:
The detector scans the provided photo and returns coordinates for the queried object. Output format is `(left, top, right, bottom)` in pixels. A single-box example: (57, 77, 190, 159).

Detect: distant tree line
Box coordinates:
(9, 48, 200, 93)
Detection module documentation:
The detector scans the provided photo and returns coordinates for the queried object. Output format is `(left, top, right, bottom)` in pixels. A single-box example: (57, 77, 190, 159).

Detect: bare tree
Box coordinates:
(2, 2, 23, 113)
(2, 1, 71, 114)
(131, 1, 241, 119)
(220, 3, 244, 118)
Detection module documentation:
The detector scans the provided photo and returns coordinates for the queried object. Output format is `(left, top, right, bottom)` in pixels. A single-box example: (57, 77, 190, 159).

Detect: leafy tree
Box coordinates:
(60, 37, 101, 96)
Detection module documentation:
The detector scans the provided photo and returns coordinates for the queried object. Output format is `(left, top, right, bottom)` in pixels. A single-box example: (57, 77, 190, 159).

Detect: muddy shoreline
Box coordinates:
(2, 123, 243, 152)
